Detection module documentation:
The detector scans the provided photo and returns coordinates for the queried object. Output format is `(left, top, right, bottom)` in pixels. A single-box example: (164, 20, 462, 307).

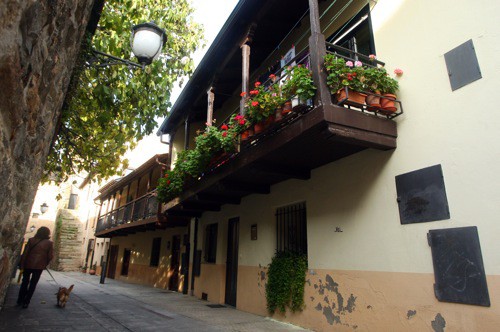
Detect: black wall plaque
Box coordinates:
(193, 250, 202, 276)
(428, 226, 490, 306)
(396, 165, 450, 224)
(444, 39, 482, 91)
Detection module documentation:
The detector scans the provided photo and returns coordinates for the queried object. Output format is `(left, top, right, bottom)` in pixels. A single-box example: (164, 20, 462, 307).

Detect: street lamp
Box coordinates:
(91, 22, 167, 69)
(40, 202, 49, 214)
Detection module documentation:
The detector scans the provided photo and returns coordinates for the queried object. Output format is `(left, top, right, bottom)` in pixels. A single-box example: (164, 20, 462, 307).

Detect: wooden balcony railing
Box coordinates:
(95, 191, 158, 235)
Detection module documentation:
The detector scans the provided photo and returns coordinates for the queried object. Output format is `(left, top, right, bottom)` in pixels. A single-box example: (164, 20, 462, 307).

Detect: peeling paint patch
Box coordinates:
(325, 274, 339, 291)
(431, 313, 446, 332)
(346, 294, 356, 313)
(407, 310, 417, 319)
(322, 306, 340, 325)
(315, 303, 322, 311)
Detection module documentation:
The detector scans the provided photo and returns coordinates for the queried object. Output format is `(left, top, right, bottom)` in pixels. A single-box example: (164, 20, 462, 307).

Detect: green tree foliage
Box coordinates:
(44, 0, 204, 183)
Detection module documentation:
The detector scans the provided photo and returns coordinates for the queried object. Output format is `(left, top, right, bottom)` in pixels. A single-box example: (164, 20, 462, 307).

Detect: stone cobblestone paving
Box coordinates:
(0, 271, 310, 332)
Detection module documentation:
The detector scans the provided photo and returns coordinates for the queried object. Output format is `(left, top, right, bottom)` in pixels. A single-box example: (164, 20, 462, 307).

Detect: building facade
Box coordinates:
(98, 0, 499, 331)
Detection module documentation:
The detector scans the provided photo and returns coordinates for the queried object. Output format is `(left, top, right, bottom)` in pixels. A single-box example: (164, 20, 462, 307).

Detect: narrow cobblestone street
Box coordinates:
(0, 271, 309, 331)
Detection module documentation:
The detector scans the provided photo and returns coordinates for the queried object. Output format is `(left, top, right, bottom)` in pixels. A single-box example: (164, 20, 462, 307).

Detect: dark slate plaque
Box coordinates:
(428, 227, 490, 306)
(193, 250, 202, 276)
(396, 165, 450, 224)
(444, 39, 482, 91)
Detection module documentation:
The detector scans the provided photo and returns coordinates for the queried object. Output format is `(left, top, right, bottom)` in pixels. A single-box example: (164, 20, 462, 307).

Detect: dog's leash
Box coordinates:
(45, 268, 61, 287)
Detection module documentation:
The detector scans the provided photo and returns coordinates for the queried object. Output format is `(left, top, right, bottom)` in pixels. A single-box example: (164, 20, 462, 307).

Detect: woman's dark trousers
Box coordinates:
(17, 269, 43, 307)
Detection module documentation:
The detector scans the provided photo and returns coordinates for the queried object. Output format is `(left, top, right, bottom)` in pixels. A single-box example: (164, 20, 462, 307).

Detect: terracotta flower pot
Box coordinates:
(337, 89, 366, 106)
(282, 101, 292, 115)
(379, 93, 397, 115)
(275, 107, 283, 122)
(240, 130, 250, 141)
(254, 122, 265, 134)
(366, 91, 381, 112)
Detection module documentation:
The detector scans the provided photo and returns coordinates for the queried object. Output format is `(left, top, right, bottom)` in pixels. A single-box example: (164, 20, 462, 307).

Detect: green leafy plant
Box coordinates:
(324, 54, 365, 92)
(281, 65, 316, 101)
(378, 68, 400, 94)
(266, 251, 308, 314)
(44, 0, 204, 184)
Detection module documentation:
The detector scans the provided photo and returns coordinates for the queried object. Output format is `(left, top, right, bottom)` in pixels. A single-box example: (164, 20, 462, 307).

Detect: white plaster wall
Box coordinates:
(199, 0, 500, 276)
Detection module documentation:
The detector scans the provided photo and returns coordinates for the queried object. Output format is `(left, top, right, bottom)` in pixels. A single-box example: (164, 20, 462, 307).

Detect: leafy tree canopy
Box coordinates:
(43, 0, 204, 183)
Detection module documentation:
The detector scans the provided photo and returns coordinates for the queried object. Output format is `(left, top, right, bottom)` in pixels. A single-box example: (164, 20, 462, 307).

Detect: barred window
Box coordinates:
(276, 202, 307, 255)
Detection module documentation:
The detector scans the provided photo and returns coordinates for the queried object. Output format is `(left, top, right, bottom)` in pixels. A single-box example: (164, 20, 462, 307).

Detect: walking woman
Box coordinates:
(17, 226, 54, 308)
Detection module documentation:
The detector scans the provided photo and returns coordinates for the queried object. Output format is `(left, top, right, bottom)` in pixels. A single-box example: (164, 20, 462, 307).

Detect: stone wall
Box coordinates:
(51, 210, 83, 272)
(0, 0, 95, 307)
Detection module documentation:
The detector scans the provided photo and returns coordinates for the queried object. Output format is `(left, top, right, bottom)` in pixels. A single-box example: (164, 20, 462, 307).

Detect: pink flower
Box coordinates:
(255, 81, 261, 87)
(251, 101, 259, 107)
(238, 119, 246, 125)
(234, 115, 243, 120)
(369, 54, 377, 60)
(355, 61, 362, 67)
(240, 92, 246, 97)
(221, 124, 228, 130)
(394, 68, 404, 76)
(346, 61, 354, 67)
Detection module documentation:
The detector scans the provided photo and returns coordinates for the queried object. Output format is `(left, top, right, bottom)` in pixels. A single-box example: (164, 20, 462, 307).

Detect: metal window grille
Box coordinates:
(276, 202, 307, 255)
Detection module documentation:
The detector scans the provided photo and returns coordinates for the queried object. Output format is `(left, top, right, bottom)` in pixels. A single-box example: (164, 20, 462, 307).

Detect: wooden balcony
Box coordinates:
(95, 191, 170, 238)
(161, 103, 397, 219)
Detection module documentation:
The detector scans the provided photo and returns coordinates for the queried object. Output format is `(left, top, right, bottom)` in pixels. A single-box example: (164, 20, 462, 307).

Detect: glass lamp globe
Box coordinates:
(131, 22, 167, 66)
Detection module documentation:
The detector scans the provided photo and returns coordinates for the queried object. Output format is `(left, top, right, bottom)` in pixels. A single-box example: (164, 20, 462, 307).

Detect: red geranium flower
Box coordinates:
(222, 131, 227, 137)
(240, 91, 246, 97)
(239, 119, 246, 125)
(249, 90, 259, 95)
(269, 74, 276, 80)
(167, 180, 171, 185)
(221, 124, 228, 130)
(254, 81, 261, 87)
(251, 101, 259, 107)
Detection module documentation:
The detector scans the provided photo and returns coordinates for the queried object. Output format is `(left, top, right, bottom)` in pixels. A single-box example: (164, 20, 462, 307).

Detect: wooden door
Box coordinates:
(121, 248, 131, 276)
(107, 245, 119, 279)
(169, 235, 181, 291)
(225, 218, 239, 306)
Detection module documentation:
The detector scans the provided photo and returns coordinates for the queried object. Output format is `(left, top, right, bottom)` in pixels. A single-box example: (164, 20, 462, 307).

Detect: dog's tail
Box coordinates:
(68, 285, 74, 293)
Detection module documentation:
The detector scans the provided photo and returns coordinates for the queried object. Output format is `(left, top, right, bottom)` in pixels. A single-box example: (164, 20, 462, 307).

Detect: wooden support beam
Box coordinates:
(240, 43, 250, 114)
(219, 180, 270, 194)
(308, 0, 332, 107)
(195, 193, 241, 205)
(251, 163, 311, 180)
(181, 201, 221, 212)
(207, 87, 214, 126)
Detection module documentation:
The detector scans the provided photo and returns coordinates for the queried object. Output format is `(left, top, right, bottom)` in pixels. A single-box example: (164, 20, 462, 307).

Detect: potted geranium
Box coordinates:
(324, 54, 366, 105)
(244, 81, 276, 133)
(281, 65, 316, 113)
(378, 68, 401, 115)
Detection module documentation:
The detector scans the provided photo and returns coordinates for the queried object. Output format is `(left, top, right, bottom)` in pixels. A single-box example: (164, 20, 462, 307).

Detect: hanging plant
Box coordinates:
(266, 251, 308, 314)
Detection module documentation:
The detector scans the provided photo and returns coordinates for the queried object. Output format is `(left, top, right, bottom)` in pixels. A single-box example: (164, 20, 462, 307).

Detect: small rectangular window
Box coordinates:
(204, 224, 218, 263)
(276, 202, 307, 255)
(150, 237, 161, 267)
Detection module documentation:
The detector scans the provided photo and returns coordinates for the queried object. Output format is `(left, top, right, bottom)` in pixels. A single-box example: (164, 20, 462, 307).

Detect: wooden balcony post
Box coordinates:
(240, 42, 250, 114)
(308, 0, 332, 107)
(184, 116, 191, 149)
(207, 87, 214, 126)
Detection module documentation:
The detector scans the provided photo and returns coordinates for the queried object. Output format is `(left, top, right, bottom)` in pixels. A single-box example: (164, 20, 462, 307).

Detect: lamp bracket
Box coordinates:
(87, 49, 144, 69)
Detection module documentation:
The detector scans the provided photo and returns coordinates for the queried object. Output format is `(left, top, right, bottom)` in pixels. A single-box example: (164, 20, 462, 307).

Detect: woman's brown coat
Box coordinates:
(20, 237, 54, 270)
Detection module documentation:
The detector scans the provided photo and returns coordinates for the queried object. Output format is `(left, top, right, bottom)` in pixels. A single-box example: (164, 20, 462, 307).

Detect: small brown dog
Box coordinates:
(56, 284, 74, 308)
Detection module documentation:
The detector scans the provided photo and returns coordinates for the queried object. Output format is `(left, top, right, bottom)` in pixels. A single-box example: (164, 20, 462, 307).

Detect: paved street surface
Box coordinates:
(0, 270, 309, 331)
